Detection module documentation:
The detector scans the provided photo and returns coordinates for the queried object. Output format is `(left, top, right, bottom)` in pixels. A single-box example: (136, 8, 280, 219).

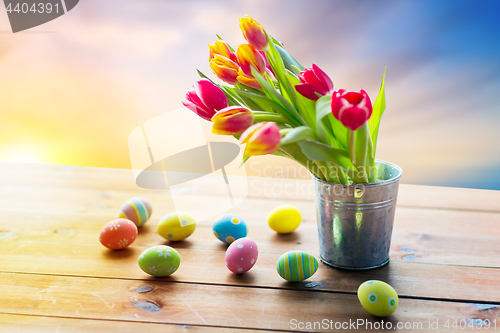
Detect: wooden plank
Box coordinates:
(1, 163, 499, 212)
(0, 313, 252, 333)
(1, 240, 500, 303)
(0, 272, 498, 332)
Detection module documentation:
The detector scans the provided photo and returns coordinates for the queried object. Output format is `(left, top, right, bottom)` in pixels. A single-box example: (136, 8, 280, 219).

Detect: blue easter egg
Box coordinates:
(212, 213, 248, 243)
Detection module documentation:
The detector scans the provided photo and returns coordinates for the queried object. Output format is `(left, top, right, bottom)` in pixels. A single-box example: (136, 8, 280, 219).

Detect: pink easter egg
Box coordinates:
(99, 218, 138, 250)
(225, 237, 258, 274)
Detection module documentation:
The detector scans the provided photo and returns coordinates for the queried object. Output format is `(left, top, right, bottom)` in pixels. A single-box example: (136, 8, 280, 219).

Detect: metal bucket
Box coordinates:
(313, 160, 402, 270)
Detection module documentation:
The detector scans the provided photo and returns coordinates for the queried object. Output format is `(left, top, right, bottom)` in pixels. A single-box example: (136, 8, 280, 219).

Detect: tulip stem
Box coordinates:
(254, 113, 288, 123)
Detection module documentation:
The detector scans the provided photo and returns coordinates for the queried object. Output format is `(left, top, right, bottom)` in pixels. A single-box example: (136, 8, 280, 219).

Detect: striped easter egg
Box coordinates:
(276, 250, 318, 282)
(119, 197, 152, 227)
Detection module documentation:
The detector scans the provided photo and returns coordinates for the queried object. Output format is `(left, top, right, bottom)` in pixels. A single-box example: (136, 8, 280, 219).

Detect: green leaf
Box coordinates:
(265, 33, 298, 110)
(369, 67, 386, 158)
(297, 140, 352, 168)
(235, 89, 284, 114)
(280, 126, 315, 145)
(219, 85, 246, 108)
(354, 123, 369, 179)
(315, 95, 339, 146)
(251, 68, 305, 126)
(274, 43, 304, 74)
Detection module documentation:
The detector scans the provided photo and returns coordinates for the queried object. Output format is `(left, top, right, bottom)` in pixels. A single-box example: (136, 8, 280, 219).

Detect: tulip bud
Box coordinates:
(236, 69, 261, 89)
(239, 15, 269, 51)
(208, 40, 238, 63)
(240, 122, 281, 158)
(182, 79, 228, 121)
(295, 64, 334, 101)
(210, 54, 240, 85)
(211, 106, 255, 135)
(331, 89, 373, 131)
(236, 44, 267, 78)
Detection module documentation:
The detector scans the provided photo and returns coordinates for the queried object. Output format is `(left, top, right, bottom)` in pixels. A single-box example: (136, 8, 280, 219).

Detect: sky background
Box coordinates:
(0, 0, 499, 190)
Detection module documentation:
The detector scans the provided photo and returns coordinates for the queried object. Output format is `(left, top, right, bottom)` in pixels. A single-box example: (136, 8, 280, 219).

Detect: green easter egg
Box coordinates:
(357, 280, 399, 317)
(276, 250, 318, 282)
(138, 245, 180, 277)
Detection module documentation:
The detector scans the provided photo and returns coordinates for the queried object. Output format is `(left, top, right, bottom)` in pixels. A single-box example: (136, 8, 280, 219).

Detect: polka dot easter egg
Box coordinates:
(267, 204, 302, 234)
(99, 218, 138, 250)
(225, 238, 258, 274)
(118, 197, 152, 227)
(157, 211, 196, 241)
(276, 250, 318, 282)
(138, 245, 181, 277)
(357, 280, 399, 317)
(212, 213, 248, 244)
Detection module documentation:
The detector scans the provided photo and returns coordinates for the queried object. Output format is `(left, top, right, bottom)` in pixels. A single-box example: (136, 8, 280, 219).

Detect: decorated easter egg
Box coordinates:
(118, 197, 152, 227)
(99, 219, 138, 250)
(157, 211, 196, 241)
(212, 213, 248, 244)
(268, 204, 302, 234)
(225, 238, 258, 274)
(138, 245, 181, 277)
(276, 250, 318, 282)
(357, 280, 399, 317)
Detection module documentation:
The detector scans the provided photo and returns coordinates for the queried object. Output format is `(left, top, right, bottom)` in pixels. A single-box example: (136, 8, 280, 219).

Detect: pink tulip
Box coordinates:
(182, 79, 228, 121)
(211, 106, 255, 135)
(240, 122, 281, 158)
(239, 15, 269, 51)
(331, 89, 373, 131)
(295, 64, 334, 101)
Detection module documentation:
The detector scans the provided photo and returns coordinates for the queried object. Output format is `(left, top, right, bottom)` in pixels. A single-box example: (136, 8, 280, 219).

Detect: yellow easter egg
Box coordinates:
(157, 211, 196, 241)
(267, 204, 302, 234)
(357, 280, 399, 317)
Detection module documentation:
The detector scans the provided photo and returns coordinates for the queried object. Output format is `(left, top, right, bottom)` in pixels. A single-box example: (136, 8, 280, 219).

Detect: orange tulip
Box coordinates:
(211, 106, 255, 135)
(210, 54, 240, 85)
(240, 122, 281, 158)
(208, 40, 237, 62)
(239, 15, 269, 51)
(236, 69, 261, 89)
(236, 44, 267, 78)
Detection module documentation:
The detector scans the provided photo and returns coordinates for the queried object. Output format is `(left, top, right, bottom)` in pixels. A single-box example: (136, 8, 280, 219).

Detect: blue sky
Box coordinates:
(1, 0, 499, 189)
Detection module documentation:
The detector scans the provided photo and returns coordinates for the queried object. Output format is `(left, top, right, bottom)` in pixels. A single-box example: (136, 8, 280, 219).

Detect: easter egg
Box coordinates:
(276, 250, 318, 282)
(138, 245, 181, 277)
(118, 197, 152, 227)
(99, 218, 138, 250)
(212, 213, 248, 244)
(225, 238, 258, 274)
(357, 280, 399, 317)
(157, 211, 196, 241)
(267, 204, 302, 234)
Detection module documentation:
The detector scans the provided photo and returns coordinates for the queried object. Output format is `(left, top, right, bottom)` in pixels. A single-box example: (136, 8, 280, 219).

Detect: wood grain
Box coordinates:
(1, 272, 498, 332)
(1, 240, 500, 303)
(0, 313, 251, 333)
(1, 163, 500, 332)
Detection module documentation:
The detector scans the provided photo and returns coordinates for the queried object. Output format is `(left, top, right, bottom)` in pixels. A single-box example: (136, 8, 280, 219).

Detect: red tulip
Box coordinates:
(331, 89, 372, 131)
(211, 106, 255, 135)
(240, 122, 281, 158)
(182, 79, 228, 121)
(295, 64, 334, 101)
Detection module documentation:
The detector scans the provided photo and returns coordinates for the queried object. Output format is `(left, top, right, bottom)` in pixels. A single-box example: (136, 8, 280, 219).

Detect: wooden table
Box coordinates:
(0, 163, 499, 332)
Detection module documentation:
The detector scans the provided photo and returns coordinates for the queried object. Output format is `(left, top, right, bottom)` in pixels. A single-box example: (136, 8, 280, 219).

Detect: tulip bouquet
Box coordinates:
(183, 15, 386, 184)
